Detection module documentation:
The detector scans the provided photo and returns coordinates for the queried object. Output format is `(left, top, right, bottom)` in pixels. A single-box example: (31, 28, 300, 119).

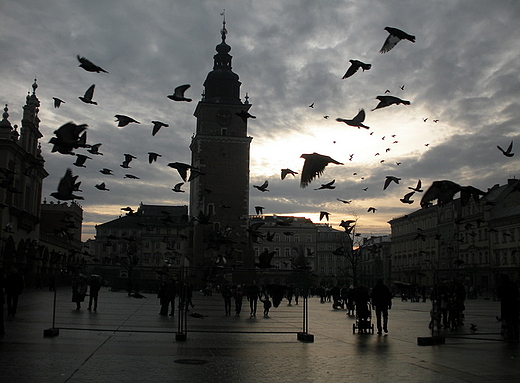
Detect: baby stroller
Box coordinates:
(352, 301, 374, 334)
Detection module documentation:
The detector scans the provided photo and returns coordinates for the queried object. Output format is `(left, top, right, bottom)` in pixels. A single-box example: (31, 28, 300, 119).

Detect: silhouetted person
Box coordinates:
(346, 285, 356, 315)
(222, 284, 232, 316)
(0, 268, 5, 336)
(233, 284, 244, 316)
(259, 294, 272, 317)
(5, 267, 24, 318)
(371, 279, 392, 335)
(354, 285, 370, 333)
(159, 277, 177, 316)
(71, 273, 87, 310)
(87, 274, 101, 311)
(496, 274, 519, 340)
(247, 280, 260, 316)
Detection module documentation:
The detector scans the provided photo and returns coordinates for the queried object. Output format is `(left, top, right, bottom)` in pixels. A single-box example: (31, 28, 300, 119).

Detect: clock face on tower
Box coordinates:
(215, 109, 232, 126)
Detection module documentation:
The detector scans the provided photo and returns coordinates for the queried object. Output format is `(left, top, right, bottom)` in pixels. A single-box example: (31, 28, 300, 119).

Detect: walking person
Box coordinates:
(234, 284, 244, 316)
(5, 267, 24, 318)
(71, 273, 87, 310)
(496, 274, 520, 340)
(87, 274, 101, 311)
(371, 279, 392, 335)
(247, 280, 260, 317)
(222, 284, 233, 316)
(159, 277, 177, 316)
(259, 293, 272, 317)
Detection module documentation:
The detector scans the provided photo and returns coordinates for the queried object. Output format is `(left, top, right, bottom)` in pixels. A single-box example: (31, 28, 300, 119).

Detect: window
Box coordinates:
(285, 247, 291, 257)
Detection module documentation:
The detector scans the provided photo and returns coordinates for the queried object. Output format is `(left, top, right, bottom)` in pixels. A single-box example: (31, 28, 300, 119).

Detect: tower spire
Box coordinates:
(220, 9, 227, 41)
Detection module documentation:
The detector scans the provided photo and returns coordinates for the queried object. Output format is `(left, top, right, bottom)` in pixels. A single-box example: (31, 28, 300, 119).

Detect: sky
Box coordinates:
(1, 0, 520, 242)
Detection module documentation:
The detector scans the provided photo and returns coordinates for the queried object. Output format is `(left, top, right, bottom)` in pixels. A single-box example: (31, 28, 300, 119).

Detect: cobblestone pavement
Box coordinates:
(1, 287, 519, 382)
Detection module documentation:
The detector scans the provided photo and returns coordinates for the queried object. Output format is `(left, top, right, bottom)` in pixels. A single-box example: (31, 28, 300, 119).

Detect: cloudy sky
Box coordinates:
(1, 0, 519, 241)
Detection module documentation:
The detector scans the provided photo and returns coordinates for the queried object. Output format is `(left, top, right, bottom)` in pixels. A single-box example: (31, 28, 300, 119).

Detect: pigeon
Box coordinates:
(400, 191, 415, 204)
(379, 27, 416, 54)
(73, 154, 91, 168)
(256, 249, 276, 269)
(189, 312, 207, 319)
(319, 211, 330, 221)
(253, 180, 269, 192)
(281, 168, 298, 180)
(384, 176, 401, 190)
(420, 180, 486, 208)
(372, 95, 410, 110)
(309, 103, 314, 108)
(124, 174, 140, 179)
(151, 121, 169, 136)
(79, 84, 97, 105)
(246, 222, 265, 243)
(314, 179, 336, 190)
(95, 182, 110, 191)
(300, 153, 343, 188)
(53, 97, 65, 108)
(99, 168, 113, 175)
(167, 84, 192, 102)
(255, 206, 264, 215)
(336, 109, 370, 129)
(49, 122, 89, 155)
(409, 180, 423, 192)
(187, 167, 205, 181)
(120, 154, 136, 169)
(337, 198, 352, 204)
(51, 168, 84, 200)
(115, 115, 140, 127)
(77, 55, 109, 73)
(88, 143, 103, 155)
(172, 182, 185, 193)
(367, 207, 377, 213)
(167, 162, 191, 181)
(236, 110, 256, 123)
(148, 152, 162, 164)
(497, 141, 514, 157)
(342, 59, 372, 79)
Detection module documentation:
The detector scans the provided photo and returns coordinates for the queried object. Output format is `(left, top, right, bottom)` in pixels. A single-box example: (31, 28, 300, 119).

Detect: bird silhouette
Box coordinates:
(379, 27, 416, 54)
(246, 222, 265, 243)
(281, 168, 298, 180)
(99, 168, 113, 175)
(253, 180, 269, 192)
(88, 143, 103, 155)
(409, 180, 423, 192)
(73, 154, 91, 168)
(151, 121, 169, 136)
(53, 97, 65, 108)
(167, 84, 192, 102)
(49, 122, 89, 155)
(336, 109, 370, 129)
(319, 211, 330, 221)
(79, 84, 97, 105)
(256, 249, 276, 269)
(120, 154, 136, 169)
(400, 191, 415, 204)
(300, 153, 343, 188)
(124, 174, 140, 179)
(95, 182, 110, 191)
(337, 198, 352, 204)
(51, 168, 83, 200)
(420, 180, 486, 208)
(497, 141, 514, 157)
(168, 162, 191, 181)
(77, 55, 109, 73)
(342, 60, 372, 79)
(400, 85, 405, 90)
(236, 110, 256, 123)
(367, 207, 377, 213)
(172, 182, 185, 193)
(255, 206, 264, 215)
(115, 115, 140, 127)
(148, 152, 162, 163)
(372, 95, 410, 110)
(384, 176, 401, 190)
(315, 179, 336, 190)
(309, 103, 314, 108)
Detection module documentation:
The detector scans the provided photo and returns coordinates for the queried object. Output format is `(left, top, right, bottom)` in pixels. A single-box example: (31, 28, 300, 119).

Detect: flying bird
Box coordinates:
(167, 84, 192, 102)
(49, 122, 89, 155)
(99, 168, 113, 175)
(79, 84, 97, 105)
(400, 191, 415, 204)
(73, 154, 91, 168)
(420, 180, 486, 208)
(336, 109, 369, 129)
(497, 141, 514, 157)
(115, 115, 140, 127)
(172, 182, 185, 193)
(281, 168, 298, 180)
(120, 154, 136, 169)
(367, 207, 377, 213)
(88, 143, 103, 155)
(151, 121, 169, 136)
(379, 27, 416, 54)
(314, 179, 336, 190)
(168, 162, 191, 181)
(51, 168, 83, 200)
(308, 103, 314, 108)
(253, 180, 269, 192)
(256, 249, 276, 269)
(124, 174, 140, 179)
(319, 211, 330, 221)
(77, 55, 109, 73)
(337, 198, 352, 204)
(384, 176, 401, 190)
(95, 182, 110, 191)
(372, 95, 410, 111)
(236, 110, 256, 123)
(342, 59, 372, 79)
(409, 180, 423, 192)
(53, 97, 65, 108)
(300, 153, 343, 188)
(148, 152, 162, 163)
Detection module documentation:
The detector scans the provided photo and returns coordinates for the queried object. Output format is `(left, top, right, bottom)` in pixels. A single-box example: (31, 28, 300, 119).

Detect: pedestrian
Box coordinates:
(71, 273, 87, 310)
(346, 285, 356, 315)
(159, 277, 177, 316)
(371, 279, 393, 335)
(496, 274, 520, 340)
(234, 284, 244, 316)
(0, 267, 5, 336)
(222, 284, 233, 316)
(87, 274, 101, 311)
(247, 280, 260, 317)
(259, 294, 272, 317)
(354, 284, 371, 333)
(5, 267, 24, 318)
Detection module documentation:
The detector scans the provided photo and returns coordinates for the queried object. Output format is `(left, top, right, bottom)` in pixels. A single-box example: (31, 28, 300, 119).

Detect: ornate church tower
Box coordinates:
(189, 18, 254, 284)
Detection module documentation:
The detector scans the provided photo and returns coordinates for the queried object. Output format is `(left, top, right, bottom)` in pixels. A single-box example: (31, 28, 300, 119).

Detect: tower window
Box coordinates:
(221, 128, 227, 136)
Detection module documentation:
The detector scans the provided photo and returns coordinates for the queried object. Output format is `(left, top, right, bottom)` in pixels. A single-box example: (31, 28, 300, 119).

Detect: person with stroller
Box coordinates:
(354, 285, 371, 333)
(371, 279, 392, 335)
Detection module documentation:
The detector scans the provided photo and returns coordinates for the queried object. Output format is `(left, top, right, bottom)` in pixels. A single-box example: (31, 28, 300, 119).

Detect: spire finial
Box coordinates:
(2, 104, 9, 121)
(220, 9, 227, 41)
(32, 78, 38, 95)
